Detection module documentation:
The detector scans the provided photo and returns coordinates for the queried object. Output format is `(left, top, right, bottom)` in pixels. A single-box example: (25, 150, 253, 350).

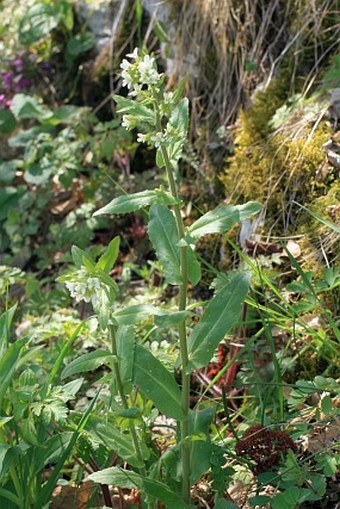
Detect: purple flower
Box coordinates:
(40, 61, 53, 74)
(14, 76, 31, 92)
(1, 72, 13, 91)
(13, 58, 25, 73)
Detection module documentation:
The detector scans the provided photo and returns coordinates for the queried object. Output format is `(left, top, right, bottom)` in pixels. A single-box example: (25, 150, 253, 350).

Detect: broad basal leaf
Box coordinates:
(183, 202, 262, 242)
(133, 344, 185, 421)
(61, 350, 112, 380)
(88, 467, 193, 509)
(85, 417, 143, 468)
(148, 204, 182, 284)
(93, 189, 177, 217)
(187, 273, 250, 372)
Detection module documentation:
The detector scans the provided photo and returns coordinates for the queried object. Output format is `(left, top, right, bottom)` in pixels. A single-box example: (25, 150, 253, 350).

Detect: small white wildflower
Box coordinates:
(128, 83, 143, 97)
(120, 59, 134, 90)
(138, 55, 159, 85)
(163, 91, 174, 105)
(150, 341, 159, 352)
(137, 133, 147, 143)
(126, 47, 139, 59)
(150, 132, 163, 148)
(122, 115, 134, 130)
(65, 268, 109, 307)
(160, 340, 169, 349)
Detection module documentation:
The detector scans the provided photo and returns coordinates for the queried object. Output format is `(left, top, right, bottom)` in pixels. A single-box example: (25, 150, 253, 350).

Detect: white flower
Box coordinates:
(122, 115, 135, 130)
(137, 133, 147, 143)
(126, 47, 139, 59)
(138, 55, 159, 85)
(150, 341, 159, 352)
(65, 268, 109, 309)
(150, 132, 164, 148)
(163, 91, 174, 105)
(128, 83, 142, 97)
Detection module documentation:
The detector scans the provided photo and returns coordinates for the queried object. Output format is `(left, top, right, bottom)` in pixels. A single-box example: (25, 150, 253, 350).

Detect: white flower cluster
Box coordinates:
(65, 268, 108, 309)
(120, 48, 161, 97)
(136, 124, 181, 150)
(150, 340, 170, 352)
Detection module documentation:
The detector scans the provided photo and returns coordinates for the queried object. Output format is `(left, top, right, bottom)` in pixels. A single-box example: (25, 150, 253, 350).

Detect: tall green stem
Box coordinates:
(156, 112, 191, 502)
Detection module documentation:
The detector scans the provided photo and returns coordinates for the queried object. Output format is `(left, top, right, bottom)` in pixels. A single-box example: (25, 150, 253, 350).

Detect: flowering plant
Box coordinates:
(60, 49, 261, 508)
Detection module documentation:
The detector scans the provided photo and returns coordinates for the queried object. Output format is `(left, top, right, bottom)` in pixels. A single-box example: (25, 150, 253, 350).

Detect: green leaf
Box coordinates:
(133, 344, 185, 420)
(113, 304, 158, 325)
(93, 189, 177, 216)
(67, 32, 95, 56)
(0, 444, 25, 478)
(114, 95, 156, 125)
(85, 417, 143, 468)
(272, 488, 302, 509)
(116, 325, 135, 393)
(153, 20, 169, 42)
(88, 467, 193, 509)
(187, 273, 250, 372)
(321, 395, 333, 416)
(170, 98, 189, 134)
(0, 304, 17, 354)
(71, 245, 95, 269)
(293, 201, 340, 234)
(0, 338, 27, 403)
(9, 125, 53, 147)
(316, 454, 338, 477)
(0, 160, 21, 184)
(189, 407, 215, 482)
(156, 147, 166, 168)
(172, 76, 188, 104)
(0, 417, 13, 428)
(61, 350, 112, 380)
(184, 202, 262, 242)
(19, 3, 60, 44)
(249, 495, 272, 506)
(11, 94, 53, 121)
(35, 390, 99, 508)
(24, 163, 53, 185)
(96, 236, 120, 273)
(33, 432, 74, 475)
(155, 310, 190, 327)
(187, 247, 201, 285)
(0, 109, 16, 133)
(0, 187, 21, 220)
(148, 205, 182, 284)
(214, 501, 239, 509)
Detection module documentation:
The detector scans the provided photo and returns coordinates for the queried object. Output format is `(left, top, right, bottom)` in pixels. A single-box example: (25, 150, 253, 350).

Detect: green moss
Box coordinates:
(222, 74, 333, 236)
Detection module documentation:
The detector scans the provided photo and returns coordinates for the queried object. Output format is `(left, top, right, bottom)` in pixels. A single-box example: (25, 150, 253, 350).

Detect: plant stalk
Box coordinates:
(156, 109, 191, 501)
